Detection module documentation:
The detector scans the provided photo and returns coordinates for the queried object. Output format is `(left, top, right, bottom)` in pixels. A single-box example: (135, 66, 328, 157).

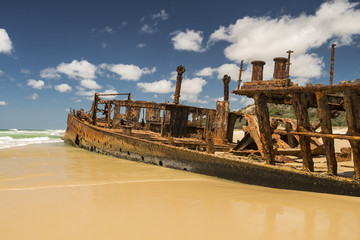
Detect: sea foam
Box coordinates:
(0, 129, 64, 149)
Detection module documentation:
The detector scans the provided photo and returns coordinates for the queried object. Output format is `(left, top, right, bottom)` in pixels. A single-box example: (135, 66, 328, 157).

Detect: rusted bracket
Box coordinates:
(285, 50, 294, 86)
(237, 60, 244, 90)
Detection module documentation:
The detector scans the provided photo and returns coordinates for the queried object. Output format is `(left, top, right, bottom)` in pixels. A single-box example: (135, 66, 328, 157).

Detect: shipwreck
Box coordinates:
(64, 45, 360, 197)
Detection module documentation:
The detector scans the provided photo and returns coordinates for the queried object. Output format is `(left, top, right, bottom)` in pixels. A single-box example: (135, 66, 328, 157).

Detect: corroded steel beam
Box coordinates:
(232, 83, 360, 96)
(292, 93, 314, 172)
(98, 93, 131, 100)
(92, 93, 99, 125)
(237, 60, 244, 90)
(173, 65, 185, 104)
(285, 50, 293, 85)
(222, 75, 231, 102)
(275, 130, 360, 141)
(329, 43, 336, 85)
(316, 91, 337, 175)
(343, 90, 360, 180)
(254, 93, 275, 165)
(214, 101, 229, 145)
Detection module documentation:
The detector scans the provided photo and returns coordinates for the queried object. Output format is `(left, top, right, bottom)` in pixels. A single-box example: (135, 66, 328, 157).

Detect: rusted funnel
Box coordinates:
(273, 57, 287, 79)
(251, 60, 266, 81)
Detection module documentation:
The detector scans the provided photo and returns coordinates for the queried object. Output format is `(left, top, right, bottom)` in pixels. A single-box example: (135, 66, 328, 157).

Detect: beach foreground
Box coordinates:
(1, 142, 360, 240)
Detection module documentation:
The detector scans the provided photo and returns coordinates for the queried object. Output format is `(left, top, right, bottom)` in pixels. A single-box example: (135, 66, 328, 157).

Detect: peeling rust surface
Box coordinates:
(222, 74, 231, 102)
(173, 65, 185, 105)
(64, 113, 360, 197)
(64, 53, 360, 196)
(232, 46, 360, 181)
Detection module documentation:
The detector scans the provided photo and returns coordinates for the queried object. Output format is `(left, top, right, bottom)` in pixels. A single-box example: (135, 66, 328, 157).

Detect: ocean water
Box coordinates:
(0, 129, 64, 149)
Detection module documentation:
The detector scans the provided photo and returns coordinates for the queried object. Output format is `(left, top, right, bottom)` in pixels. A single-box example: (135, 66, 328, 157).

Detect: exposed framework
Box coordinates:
(232, 45, 360, 180)
(71, 46, 360, 182)
(75, 92, 242, 153)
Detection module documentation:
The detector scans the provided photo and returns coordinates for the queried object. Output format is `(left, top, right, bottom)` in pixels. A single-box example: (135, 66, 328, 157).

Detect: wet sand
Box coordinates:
(1, 143, 360, 240)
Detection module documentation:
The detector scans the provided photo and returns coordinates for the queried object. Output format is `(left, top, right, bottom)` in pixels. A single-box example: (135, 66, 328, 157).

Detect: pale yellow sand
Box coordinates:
(0, 143, 360, 240)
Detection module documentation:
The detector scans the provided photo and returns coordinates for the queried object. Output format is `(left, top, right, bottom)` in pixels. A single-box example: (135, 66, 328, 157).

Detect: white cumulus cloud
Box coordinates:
(208, 0, 360, 84)
(0, 29, 13, 54)
(137, 79, 173, 93)
(180, 77, 207, 103)
(151, 9, 169, 20)
(80, 79, 102, 89)
(20, 69, 32, 75)
(239, 96, 254, 107)
(0, 101, 8, 106)
(196, 63, 240, 81)
(75, 86, 117, 100)
(55, 83, 72, 93)
(101, 64, 156, 81)
(29, 93, 39, 100)
(136, 76, 207, 103)
(171, 29, 205, 52)
(27, 79, 45, 90)
(100, 87, 118, 99)
(76, 86, 95, 97)
(195, 67, 215, 77)
(136, 43, 146, 48)
(100, 26, 114, 34)
(40, 60, 156, 83)
(57, 60, 97, 80)
(40, 67, 61, 79)
(141, 9, 169, 34)
(141, 23, 158, 34)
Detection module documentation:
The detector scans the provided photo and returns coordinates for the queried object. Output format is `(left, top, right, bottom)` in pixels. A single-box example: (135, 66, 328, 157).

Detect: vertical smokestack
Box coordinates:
(251, 61, 266, 81)
(273, 57, 287, 79)
(222, 75, 231, 102)
(173, 65, 185, 104)
(329, 43, 336, 85)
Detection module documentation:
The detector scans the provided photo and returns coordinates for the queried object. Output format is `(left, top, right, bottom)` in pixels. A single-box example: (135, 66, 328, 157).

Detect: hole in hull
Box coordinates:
(75, 135, 80, 146)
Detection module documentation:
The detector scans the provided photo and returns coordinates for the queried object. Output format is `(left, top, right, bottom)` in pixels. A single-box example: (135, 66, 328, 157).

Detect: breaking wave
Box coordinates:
(0, 129, 64, 149)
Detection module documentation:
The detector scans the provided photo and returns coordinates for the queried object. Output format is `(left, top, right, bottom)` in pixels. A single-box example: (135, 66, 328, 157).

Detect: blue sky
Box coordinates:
(0, 0, 359, 129)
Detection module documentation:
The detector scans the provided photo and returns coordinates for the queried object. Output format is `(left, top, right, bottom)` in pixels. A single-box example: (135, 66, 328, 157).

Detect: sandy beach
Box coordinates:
(1, 142, 360, 240)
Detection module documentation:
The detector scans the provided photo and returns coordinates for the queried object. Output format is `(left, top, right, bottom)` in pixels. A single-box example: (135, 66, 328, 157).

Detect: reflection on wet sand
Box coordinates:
(0, 143, 359, 240)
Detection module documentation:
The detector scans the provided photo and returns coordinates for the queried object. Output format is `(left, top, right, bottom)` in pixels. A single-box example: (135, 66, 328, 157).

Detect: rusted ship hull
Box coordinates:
(64, 113, 360, 197)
